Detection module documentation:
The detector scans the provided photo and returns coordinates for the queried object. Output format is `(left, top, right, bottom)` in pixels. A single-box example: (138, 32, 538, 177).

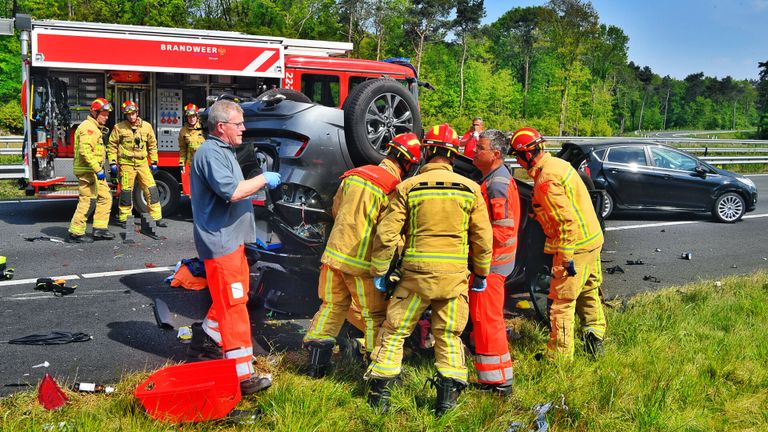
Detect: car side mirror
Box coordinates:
(694, 165, 707, 177)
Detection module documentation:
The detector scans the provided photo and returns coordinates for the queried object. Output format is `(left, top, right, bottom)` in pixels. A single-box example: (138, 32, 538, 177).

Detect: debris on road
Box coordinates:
(654, 248, 662, 252)
(515, 300, 532, 310)
(38, 373, 68, 410)
(35, 278, 77, 296)
(32, 361, 50, 368)
(23, 236, 64, 243)
(643, 275, 661, 283)
(153, 298, 174, 330)
(71, 382, 115, 394)
(177, 326, 192, 342)
(9, 331, 92, 345)
(626, 259, 644, 265)
(605, 265, 625, 274)
(680, 252, 692, 260)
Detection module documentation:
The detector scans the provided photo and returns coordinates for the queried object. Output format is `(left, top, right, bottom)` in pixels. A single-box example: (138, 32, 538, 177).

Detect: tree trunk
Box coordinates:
(559, 79, 569, 136)
(459, 33, 467, 115)
(662, 87, 670, 130)
(732, 100, 737, 130)
(522, 54, 530, 121)
(415, 31, 426, 76)
(589, 84, 595, 135)
(638, 91, 647, 132)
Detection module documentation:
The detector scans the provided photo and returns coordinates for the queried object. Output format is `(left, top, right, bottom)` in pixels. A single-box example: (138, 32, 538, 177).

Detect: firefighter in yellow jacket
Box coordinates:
(365, 124, 493, 416)
(510, 127, 606, 359)
(178, 103, 204, 169)
(303, 133, 422, 378)
(67, 98, 115, 243)
(108, 100, 166, 227)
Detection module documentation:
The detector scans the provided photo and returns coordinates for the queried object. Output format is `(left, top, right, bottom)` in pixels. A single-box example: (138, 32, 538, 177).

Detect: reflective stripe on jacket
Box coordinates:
(108, 118, 158, 165)
(178, 123, 204, 165)
(371, 162, 493, 277)
(528, 153, 603, 260)
(481, 165, 520, 276)
(73, 116, 107, 175)
(321, 158, 401, 276)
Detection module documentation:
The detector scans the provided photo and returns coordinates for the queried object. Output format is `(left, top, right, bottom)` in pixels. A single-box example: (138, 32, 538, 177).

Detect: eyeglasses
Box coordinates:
(222, 121, 245, 128)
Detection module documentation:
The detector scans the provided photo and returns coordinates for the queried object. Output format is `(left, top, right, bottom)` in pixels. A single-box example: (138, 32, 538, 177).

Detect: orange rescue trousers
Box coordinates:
(469, 273, 513, 385)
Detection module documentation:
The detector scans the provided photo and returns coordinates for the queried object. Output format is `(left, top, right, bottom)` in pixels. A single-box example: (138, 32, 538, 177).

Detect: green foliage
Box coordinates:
(0, 99, 22, 132)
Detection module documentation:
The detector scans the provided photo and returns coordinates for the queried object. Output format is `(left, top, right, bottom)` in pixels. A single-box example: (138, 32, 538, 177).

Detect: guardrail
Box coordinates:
(0, 135, 23, 155)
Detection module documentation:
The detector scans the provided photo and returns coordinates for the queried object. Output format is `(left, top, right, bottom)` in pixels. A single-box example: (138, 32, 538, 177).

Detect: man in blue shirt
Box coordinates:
(189, 99, 281, 395)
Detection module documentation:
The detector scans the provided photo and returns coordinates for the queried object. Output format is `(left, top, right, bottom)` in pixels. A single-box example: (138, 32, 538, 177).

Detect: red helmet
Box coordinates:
(121, 100, 138, 114)
(386, 132, 421, 164)
(423, 123, 460, 155)
(184, 103, 199, 116)
(510, 127, 544, 154)
(90, 98, 113, 112)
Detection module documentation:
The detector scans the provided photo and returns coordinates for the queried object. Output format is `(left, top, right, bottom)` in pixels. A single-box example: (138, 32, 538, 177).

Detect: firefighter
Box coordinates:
(365, 124, 493, 416)
(67, 98, 116, 243)
(303, 133, 422, 378)
(509, 127, 606, 359)
(108, 100, 166, 228)
(469, 129, 519, 394)
(178, 103, 204, 170)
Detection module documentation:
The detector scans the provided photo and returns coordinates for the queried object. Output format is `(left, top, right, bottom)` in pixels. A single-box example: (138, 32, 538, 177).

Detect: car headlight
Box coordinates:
(736, 176, 755, 189)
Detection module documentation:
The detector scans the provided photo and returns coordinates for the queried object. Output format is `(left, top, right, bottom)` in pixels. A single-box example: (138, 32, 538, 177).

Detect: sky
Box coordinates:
(483, 0, 768, 81)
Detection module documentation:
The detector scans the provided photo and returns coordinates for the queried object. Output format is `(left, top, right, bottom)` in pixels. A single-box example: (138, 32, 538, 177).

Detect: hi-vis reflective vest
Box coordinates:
(480, 165, 520, 276)
(73, 116, 108, 175)
(107, 118, 158, 166)
(372, 162, 493, 278)
(178, 123, 204, 165)
(320, 158, 401, 276)
(528, 153, 603, 260)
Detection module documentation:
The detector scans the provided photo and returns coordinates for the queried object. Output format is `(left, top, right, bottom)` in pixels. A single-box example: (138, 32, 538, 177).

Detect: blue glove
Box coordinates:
(565, 260, 577, 277)
(262, 172, 281, 189)
(150, 163, 158, 174)
(470, 275, 487, 292)
(110, 164, 118, 176)
(96, 170, 106, 181)
(374, 276, 387, 293)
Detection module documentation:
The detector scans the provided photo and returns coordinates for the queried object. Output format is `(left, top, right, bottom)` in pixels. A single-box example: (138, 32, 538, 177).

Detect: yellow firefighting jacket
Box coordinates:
(73, 115, 108, 175)
(107, 118, 158, 166)
(321, 158, 402, 276)
(371, 162, 493, 278)
(528, 153, 604, 261)
(178, 123, 204, 166)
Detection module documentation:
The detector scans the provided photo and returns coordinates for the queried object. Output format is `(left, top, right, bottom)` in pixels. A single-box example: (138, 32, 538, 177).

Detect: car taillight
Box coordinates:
(584, 166, 591, 177)
(293, 137, 309, 157)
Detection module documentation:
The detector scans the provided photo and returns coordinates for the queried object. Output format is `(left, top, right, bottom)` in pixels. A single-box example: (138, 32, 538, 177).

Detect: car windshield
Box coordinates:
(650, 147, 698, 172)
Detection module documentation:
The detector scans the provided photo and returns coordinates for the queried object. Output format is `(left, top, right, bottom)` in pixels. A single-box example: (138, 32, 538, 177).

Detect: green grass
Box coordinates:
(2, 273, 768, 431)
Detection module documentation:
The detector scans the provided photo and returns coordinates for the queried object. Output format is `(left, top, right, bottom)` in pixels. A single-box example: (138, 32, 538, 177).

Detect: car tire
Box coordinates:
(602, 191, 614, 220)
(257, 88, 312, 103)
(133, 170, 180, 217)
(342, 78, 422, 166)
(712, 192, 745, 223)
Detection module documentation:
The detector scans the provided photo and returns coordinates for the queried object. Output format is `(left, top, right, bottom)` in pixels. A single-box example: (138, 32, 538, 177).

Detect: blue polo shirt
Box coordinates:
(190, 136, 256, 260)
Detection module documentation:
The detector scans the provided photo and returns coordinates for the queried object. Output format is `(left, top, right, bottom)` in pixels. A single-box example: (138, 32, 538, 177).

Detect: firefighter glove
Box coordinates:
(110, 164, 118, 176)
(565, 260, 576, 277)
(374, 276, 387, 293)
(96, 170, 106, 181)
(470, 275, 487, 292)
(262, 172, 281, 189)
(150, 163, 158, 174)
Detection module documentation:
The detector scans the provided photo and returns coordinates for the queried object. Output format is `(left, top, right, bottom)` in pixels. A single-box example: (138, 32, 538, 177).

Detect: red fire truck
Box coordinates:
(12, 15, 419, 215)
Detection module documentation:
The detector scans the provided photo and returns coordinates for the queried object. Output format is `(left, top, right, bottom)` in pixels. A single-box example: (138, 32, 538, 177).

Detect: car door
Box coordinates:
(646, 146, 719, 210)
(602, 145, 654, 207)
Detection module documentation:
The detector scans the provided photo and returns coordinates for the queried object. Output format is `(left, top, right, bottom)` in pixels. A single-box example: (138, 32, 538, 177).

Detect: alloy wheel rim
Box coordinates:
(718, 195, 743, 221)
(364, 92, 415, 155)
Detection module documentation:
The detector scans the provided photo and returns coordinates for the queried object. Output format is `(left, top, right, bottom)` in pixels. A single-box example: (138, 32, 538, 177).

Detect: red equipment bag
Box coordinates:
(134, 359, 241, 423)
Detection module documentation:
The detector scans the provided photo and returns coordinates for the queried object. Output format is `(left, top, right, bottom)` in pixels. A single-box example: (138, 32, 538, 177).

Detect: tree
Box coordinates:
(757, 61, 768, 138)
(452, 0, 484, 115)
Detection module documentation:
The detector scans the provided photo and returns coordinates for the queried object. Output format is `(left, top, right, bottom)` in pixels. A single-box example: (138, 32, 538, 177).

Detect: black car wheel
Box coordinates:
(133, 170, 180, 217)
(712, 192, 745, 223)
(601, 191, 614, 219)
(342, 78, 422, 165)
(257, 88, 312, 103)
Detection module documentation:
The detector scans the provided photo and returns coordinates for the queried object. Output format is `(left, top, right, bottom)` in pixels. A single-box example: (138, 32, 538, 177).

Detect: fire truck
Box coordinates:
(10, 14, 420, 215)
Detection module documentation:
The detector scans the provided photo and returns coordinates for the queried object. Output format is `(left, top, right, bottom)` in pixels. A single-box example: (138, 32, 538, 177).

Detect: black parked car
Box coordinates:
(557, 140, 758, 223)
(225, 90, 600, 324)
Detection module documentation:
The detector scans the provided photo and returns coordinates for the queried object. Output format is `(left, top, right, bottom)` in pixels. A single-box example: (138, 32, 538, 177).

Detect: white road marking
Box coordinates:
(0, 266, 174, 288)
(0, 274, 80, 287)
(606, 213, 768, 231)
(7, 289, 130, 301)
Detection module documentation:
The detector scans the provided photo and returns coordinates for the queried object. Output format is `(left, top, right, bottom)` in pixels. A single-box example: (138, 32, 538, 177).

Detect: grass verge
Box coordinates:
(1, 272, 768, 431)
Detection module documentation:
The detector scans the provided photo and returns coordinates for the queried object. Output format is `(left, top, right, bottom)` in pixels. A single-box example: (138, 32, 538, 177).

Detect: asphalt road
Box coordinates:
(0, 176, 766, 396)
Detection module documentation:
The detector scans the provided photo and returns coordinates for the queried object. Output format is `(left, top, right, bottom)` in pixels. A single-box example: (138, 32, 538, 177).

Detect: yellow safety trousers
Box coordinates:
(367, 269, 470, 383)
(69, 172, 112, 235)
(547, 247, 606, 359)
(118, 164, 161, 221)
(304, 264, 388, 352)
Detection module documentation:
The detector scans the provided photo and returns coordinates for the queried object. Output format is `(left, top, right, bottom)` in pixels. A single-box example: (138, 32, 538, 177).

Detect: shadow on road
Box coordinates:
(106, 320, 187, 361)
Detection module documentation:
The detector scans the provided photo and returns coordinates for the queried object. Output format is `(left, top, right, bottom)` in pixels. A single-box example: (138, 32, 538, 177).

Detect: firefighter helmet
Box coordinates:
(121, 100, 138, 114)
(386, 132, 421, 164)
(184, 103, 199, 116)
(510, 127, 544, 155)
(422, 123, 460, 155)
(90, 98, 113, 112)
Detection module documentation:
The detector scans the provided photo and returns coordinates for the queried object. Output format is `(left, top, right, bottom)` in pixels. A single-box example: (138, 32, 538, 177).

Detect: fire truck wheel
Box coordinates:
(257, 88, 312, 103)
(342, 78, 422, 166)
(133, 170, 180, 217)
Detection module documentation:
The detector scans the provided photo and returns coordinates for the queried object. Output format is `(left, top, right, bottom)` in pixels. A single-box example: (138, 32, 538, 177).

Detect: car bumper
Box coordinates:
(746, 190, 758, 212)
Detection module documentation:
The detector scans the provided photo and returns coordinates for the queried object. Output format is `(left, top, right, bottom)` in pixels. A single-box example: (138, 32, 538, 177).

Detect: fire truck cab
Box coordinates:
(14, 15, 419, 216)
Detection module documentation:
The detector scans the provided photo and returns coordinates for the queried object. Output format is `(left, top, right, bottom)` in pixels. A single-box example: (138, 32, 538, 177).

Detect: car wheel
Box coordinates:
(712, 192, 745, 223)
(133, 170, 180, 217)
(602, 191, 614, 219)
(257, 88, 312, 103)
(342, 78, 422, 166)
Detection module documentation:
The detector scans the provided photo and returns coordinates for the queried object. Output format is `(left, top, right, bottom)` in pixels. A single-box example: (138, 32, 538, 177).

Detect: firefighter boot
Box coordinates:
(305, 341, 334, 378)
(187, 322, 223, 360)
(584, 332, 605, 359)
(430, 373, 467, 417)
(366, 376, 397, 413)
(66, 233, 94, 244)
(92, 229, 115, 240)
